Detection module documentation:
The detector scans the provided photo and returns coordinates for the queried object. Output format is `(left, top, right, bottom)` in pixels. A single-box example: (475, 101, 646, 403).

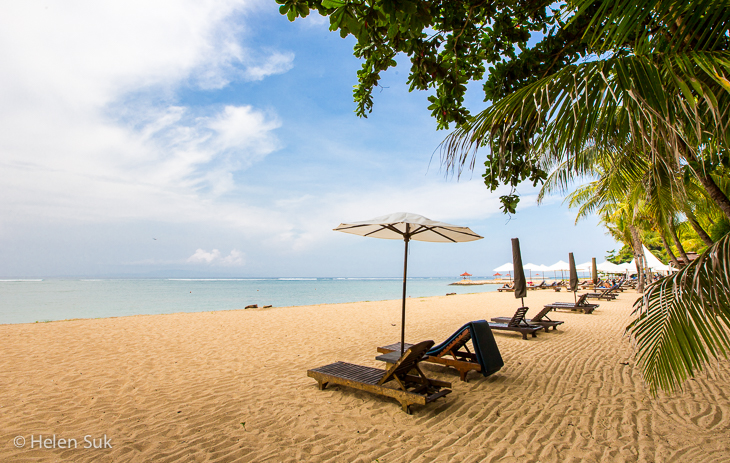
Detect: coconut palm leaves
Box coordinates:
(628, 233, 730, 394)
(442, 51, 730, 179)
(441, 0, 730, 216)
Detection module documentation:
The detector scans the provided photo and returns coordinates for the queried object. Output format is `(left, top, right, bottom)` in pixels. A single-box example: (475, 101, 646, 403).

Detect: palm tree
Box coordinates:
(628, 235, 730, 394)
(442, 0, 730, 220)
(442, 0, 730, 392)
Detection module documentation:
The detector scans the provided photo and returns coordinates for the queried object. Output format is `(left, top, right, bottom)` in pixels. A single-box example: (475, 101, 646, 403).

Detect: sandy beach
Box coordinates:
(2, 290, 729, 462)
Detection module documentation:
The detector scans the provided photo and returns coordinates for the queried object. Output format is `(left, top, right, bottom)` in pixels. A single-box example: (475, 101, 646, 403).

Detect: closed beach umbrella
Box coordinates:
(568, 252, 579, 302)
(511, 238, 527, 304)
(334, 212, 483, 355)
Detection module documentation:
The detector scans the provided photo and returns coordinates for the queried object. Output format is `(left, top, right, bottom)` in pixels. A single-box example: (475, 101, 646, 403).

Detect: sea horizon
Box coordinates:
(0, 276, 516, 325)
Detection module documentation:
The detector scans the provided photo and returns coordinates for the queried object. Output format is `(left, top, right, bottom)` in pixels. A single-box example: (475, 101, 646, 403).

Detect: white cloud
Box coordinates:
(242, 51, 295, 81)
(187, 249, 244, 266)
(0, 1, 289, 232)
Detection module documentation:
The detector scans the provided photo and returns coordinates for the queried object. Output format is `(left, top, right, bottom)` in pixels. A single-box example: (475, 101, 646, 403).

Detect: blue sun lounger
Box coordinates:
(377, 321, 504, 382)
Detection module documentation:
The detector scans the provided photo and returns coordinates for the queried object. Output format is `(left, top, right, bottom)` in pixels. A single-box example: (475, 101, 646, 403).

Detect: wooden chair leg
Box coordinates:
(401, 402, 412, 414)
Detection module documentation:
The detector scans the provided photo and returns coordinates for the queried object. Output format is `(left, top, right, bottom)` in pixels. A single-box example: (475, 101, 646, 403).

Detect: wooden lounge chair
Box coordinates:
(545, 281, 562, 291)
(488, 307, 544, 339)
(497, 283, 515, 292)
(583, 286, 618, 300)
(307, 340, 452, 414)
(376, 321, 503, 382)
(491, 305, 565, 331)
(544, 294, 599, 314)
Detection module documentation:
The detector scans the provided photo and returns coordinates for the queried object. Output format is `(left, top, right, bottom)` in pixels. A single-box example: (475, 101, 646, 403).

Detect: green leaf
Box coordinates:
(322, 0, 346, 8)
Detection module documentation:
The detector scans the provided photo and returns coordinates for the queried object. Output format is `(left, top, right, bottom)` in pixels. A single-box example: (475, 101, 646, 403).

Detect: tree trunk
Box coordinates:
(693, 172, 730, 221)
(681, 148, 730, 220)
(669, 223, 690, 265)
(685, 209, 714, 246)
(660, 232, 682, 268)
(629, 224, 645, 292)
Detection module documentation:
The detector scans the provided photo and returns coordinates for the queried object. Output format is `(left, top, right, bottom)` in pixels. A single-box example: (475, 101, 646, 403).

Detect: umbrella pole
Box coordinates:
(401, 231, 410, 356)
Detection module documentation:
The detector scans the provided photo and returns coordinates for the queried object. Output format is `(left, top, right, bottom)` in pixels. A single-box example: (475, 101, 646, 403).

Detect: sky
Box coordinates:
(0, 1, 618, 278)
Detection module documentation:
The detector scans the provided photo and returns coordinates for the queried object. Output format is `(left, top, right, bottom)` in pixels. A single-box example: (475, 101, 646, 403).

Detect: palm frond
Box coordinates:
(627, 232, 730, 394)
(441, 51, 730, 178)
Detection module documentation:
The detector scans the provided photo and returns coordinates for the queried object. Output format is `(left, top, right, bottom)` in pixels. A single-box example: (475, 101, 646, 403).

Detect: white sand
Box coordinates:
(1, 290, 729, 462)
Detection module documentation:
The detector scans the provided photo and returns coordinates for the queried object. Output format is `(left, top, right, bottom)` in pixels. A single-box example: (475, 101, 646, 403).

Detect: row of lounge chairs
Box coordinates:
(307, 292, 608, 413)
(545, 293, 599, 313)
(497, 281, 563, 292)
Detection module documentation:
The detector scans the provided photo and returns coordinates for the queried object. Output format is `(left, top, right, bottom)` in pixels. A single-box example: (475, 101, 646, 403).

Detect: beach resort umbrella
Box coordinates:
(523, 263, 542, 281)
(493, 262, 513, 281)
(511, 238, 527, 305)
(576, 261, 593, 278)
(334, 212, 483, 355)
(460, 272, 472, 280)
(547, 260, 571, 280)
(597, 261, 624, 273)
(568, 253, 579, 302)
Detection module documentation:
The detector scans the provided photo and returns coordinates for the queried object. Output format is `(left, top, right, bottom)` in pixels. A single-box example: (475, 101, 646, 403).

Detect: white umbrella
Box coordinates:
(334, 212, 483, 355)
(596, 261, 624, 273)
(523, 263, 542, 281)
(576, 261, 593, 271)
(618, 262, 635, 272)
(494, 263, 514, 271)
(547, 260, 571, 280)
(493, 262, 514, 281)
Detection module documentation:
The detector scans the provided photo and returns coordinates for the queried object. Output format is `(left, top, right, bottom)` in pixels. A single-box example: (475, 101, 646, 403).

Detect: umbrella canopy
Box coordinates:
(568, 252, 579, 294)
(493, 263, 514, 272)
(547, 260, 571, 280)
(460, 272, 472, 276)
(576, 261, 593, 272)
(511, 238, 527, 301)
(547, 260, 571, 271)
(523, 262, 541, 280)
(597, 261, 624, 273)
(334, 212, 483, 355)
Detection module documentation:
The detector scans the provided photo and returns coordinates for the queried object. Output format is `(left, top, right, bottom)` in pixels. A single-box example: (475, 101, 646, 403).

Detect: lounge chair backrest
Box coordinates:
(431, 328, 472, 358)
(575, 293, 588, 306)
(529, 306, 552, 322)
(378, 340, 434, 386)
(507, 307, 530, 327)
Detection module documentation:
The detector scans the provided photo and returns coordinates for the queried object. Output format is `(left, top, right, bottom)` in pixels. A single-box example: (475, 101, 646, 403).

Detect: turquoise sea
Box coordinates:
(0, 277, 499, 325)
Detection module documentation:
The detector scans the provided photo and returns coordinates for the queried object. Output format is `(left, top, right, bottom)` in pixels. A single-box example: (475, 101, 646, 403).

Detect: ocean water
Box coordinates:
(0, 277, 499, 325)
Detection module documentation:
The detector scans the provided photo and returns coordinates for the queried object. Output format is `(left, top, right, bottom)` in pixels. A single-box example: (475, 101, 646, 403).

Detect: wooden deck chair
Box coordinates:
(307, 340, 452, 414)
(497, 283, 515, 292)
(488, 307, 544, 339)
(376, 321, 503, 382)
(583, 286, 618, 300)
(491, 305, 565, 331)
(544, 294, 599, 314)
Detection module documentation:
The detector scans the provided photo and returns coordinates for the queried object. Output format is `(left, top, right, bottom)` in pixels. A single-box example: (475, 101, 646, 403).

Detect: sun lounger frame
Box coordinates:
(488, 307, 544, 339)
(307, 340, 451, 414)
(491, 306, 564, 331)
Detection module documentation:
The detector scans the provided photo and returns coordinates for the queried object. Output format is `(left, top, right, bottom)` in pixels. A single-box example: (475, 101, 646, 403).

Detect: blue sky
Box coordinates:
(0, 1, 617, 278)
